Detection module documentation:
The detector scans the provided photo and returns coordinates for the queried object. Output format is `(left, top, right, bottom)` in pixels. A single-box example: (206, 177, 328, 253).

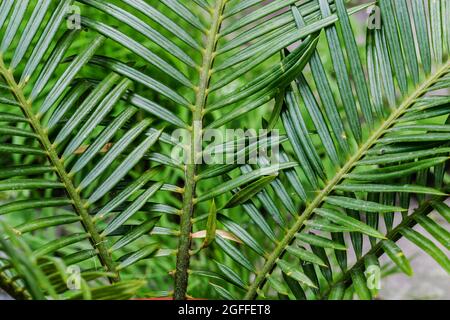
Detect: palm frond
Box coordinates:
(0, 0, 448, 301)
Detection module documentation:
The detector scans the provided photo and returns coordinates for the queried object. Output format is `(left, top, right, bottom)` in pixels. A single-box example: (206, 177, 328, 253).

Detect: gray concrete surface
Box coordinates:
(379, 239, 450, 300)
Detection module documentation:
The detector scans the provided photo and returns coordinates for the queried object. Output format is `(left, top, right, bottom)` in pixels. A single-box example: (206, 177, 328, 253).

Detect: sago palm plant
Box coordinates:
(0, 0, 448, 300)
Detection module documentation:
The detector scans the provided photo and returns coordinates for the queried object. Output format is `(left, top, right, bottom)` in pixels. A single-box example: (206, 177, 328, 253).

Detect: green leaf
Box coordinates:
(160, 0, 205, 31)
(31, 29, 79, 101)
(53, 72, 121, 145)
(335, 184, 446, 196)
(328, 283, 346, 300)
(286, 246, 327, 267)
(208, 34, 319, 111)
(14, 215, 80, 235)
(318, 0, 361, 143)
(62, 78, 133, 158)
(242, 202, 277, 243)
(210, 282, 236, 300)
(350, 269, 371, 300)
(19, 0, 71, 83)
(0, 144, 46, 156)
(224, 175, 276, 208)
(189, 270, 228, 283)
(380, 240, 413, 276)
(117, 244, 159, 271)
(432, 202, 450, 223)
(267, 276, 289, 296)
(378, 0, 408, 94)
(122, 0, 201, 50)
(325, 196, 406, 213)
(0, 0, 30, 54)
(33, 233, 89, 258)
(214, 260, 247, 290)
(81, 17, 192, 87)
(277, 260, 316, 288)
(393, 0, 420, 84)
(335, 0, 373, 126)
(400, 228, 450, 274)
(0, 165, 54, 180)
(296, 233, 347, 250)
(70, 108, 137, 174)
(77, 119, 151, 190)
(10, 0, 51, 68)
(315, 208, 386, 239)
(128, 93, 188, 128)
(222, 0, 298, 35)
(414, 215, 450, 250)
(110, 216, 161, 252)
(349, 157, 449, 181)
(39, 35, 105, 115)
(0, 198, 71, 215)
(80, 0, 196, 67)
(411, 0, 432, 74)
(202, 200, 217, 248)
(196, 162, 297, 203)
(94, 168, 160, 220)
(282, 271, 307, 300)
(69, 280, 145, 300)
(0, 1, 14, 33)
(102, 182, 163, 236)
(304, 218, 356, 233)
(0, 179, 63, 191)
(89, 55, 190, 107)
(281, 109, 319, 189)
(295, 74, 340, 167)
(88, 130, 162, 204)
(215, 236, 255, 272)
(358, 146, 450, 165)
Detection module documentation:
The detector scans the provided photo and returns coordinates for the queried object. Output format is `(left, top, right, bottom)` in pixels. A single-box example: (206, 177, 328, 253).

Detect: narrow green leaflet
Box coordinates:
(214, 261, 247, 290)
(224, 175, 276, 208)
(196, 163, 297, 203)
(203, 200, 217, 248)
(335, 184, 446, 195)
(414, 215, 450, 250)
(277, 260, 316, 288)
(325, 196, 406, 213)
(296, 233, 347, 250)
(380, 240, 413, 276)
(215, 236, 255, 272)
(315, 208, 385, 239)
(350, 269, 371, 300)
(400, 228, 450, 274)
(432, 202, 450, 223)
(286, 246, 327, 267)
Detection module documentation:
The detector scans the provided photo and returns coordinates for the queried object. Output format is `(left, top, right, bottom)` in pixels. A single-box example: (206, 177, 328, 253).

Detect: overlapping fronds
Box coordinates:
(0, 0, 448, 300)
(193, 0, 450, 300)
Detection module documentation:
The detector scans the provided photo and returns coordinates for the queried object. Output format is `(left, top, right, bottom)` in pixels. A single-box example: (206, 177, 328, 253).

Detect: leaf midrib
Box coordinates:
(0, 269, 31, 300)
(173, 0, 227, 300)
(0, 57, 118, 281)
(244, 60, 450, 299)
(319, 195, 445, 299)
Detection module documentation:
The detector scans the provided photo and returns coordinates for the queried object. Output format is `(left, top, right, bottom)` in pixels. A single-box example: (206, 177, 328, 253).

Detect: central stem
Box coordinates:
(174, 0, 226, 300)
